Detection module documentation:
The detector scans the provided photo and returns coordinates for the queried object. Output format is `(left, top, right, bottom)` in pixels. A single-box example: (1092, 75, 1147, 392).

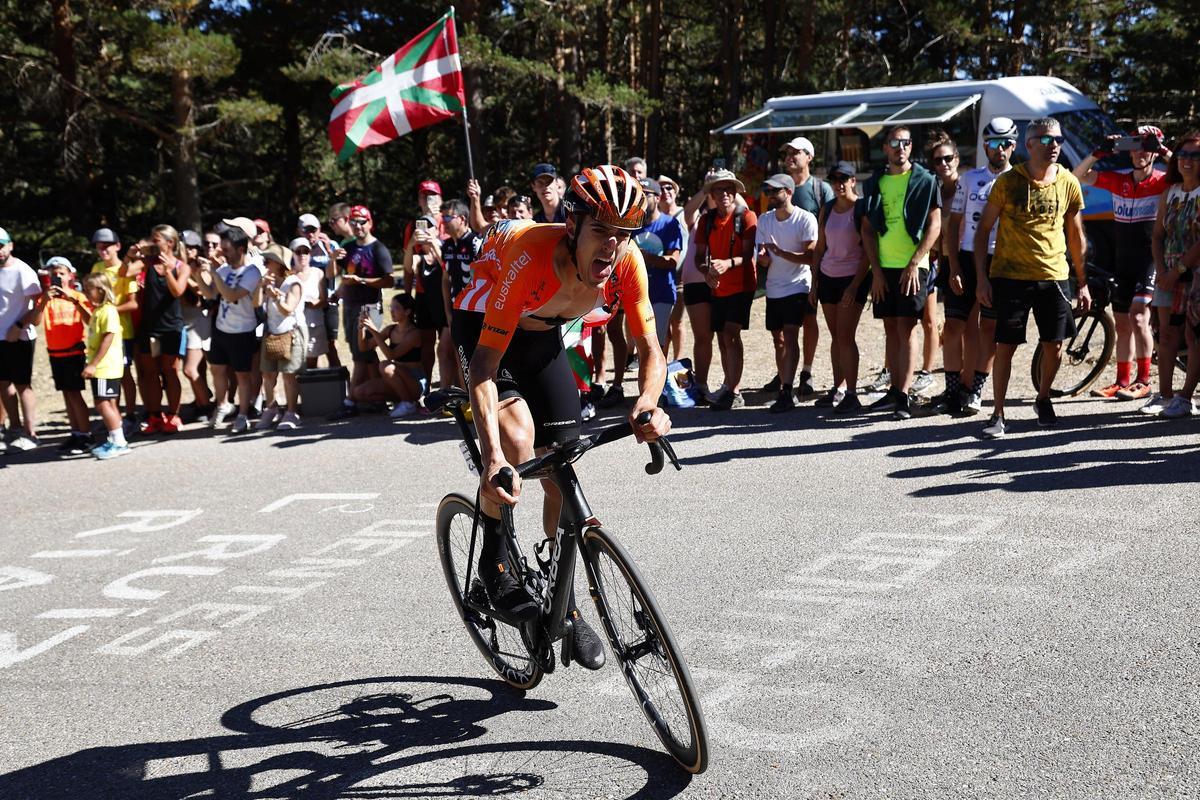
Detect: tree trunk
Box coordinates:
(1006, 0, 1025, 75)
(719, 0, 743, 160)
(763, 0, 780, 102)
(170, 68, 201, 231)
(644, 0, 663, 167)
(555, 26, 582, 174)
(796, 0, 814, 88)
(281, 100, 301, 221)
(49, 0, 92, 233)
(600, 0, 614, 163)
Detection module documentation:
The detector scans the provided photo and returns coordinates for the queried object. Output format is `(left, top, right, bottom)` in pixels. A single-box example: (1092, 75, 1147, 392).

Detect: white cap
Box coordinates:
(221, 217, 257, 239)
(288, 237, 312, 251)
(46, 255, 76, 273)
(782, 136, 815, 155)
(297, 213, 320, 230)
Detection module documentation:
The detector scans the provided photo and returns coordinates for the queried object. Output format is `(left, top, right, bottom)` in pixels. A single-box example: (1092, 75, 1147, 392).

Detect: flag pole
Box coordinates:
(449, 6, 476, 181)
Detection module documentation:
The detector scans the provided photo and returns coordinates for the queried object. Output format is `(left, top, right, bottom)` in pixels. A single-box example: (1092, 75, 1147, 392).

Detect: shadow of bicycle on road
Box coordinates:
(0, 675, 692, 800)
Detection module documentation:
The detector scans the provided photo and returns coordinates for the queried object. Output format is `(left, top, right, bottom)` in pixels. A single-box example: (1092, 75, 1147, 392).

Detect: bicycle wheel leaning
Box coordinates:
(436, 493, 543, 691)
(1030, 308, 1115, 397)
(581, 525, 708, 775)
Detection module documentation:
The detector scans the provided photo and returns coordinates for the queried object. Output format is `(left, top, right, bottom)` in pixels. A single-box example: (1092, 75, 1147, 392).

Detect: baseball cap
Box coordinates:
(297, 213, 320, 231)
(782, 136, 815, 155)
(703, 169, 746, 194)
(46, 256, 75, 273)
(0, 227, 9, 245)
(828, 160, 857, 179)
(253, 218, 271, 234)
(91, 227, 118, 245)
(761, 173, 796, 192)
(348, 205, 372, 223)
(288, 237, 312, 252)
(530, 163, 558, 180)
(221, 217, 257, 239)
(418, 180, 442, 196)
(638, 177, 662, 196)
(181, 229, 203, 248)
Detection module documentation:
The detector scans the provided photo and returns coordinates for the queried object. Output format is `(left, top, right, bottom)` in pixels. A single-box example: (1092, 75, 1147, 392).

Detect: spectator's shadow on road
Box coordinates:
(0, 675, 692, 800)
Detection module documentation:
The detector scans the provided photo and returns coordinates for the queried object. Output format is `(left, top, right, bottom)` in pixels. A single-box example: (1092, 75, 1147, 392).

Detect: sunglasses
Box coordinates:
(985, 138, 1016, 149)
(888, 139, 912, 148)
(1176, 150, 1200, 161)
(349, 218, 369, 225)
(302, 226, 318, 234)
(205, 241, 220, 249)
(661, 184, 677, 191)
(1033, 135, 1065, 146)
(515, 195, 532, 205)
(931, 155, 957, 165)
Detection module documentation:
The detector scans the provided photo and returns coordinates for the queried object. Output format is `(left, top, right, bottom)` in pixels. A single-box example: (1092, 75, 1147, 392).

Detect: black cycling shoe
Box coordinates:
(569, 608, 606, 670)
(480, 558, 540, 622)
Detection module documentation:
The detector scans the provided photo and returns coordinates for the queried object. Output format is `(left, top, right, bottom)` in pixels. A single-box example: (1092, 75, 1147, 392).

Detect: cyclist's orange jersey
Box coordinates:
(453, 219, 655, 351)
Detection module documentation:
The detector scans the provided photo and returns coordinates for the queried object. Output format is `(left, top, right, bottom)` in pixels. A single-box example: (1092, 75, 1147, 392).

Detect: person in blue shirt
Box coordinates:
(598, 178, 683, 408)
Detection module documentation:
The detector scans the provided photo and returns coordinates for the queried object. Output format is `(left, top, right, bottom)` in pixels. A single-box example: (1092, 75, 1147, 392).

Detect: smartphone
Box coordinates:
(712, 158, 727, 170)
(148, 336, 162, 358)
(1114, 136, 1144, 152)
(415, 218, 432, 232)
(50, 274, 63, 289)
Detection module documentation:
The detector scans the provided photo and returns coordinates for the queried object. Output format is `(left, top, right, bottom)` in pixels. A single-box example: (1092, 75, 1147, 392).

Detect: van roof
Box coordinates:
(715, 76, 1100, 135)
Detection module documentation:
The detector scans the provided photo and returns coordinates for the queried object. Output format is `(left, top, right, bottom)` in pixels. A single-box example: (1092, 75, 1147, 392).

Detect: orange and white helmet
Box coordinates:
(565, 165, 648, 231)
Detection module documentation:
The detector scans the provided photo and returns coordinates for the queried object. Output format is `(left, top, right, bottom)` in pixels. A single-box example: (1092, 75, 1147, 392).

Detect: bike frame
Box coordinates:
(449, 398, 599, 643)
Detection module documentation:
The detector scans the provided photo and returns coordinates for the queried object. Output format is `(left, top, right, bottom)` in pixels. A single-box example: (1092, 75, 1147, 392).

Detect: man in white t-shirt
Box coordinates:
(755, 174, 819, 412)
(196, 226, 263, 434)
(0, 227, 42, 451)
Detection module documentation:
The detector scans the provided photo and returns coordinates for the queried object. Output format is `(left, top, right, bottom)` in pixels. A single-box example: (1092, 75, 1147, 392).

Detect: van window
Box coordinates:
(1013, 109, 1122, 169)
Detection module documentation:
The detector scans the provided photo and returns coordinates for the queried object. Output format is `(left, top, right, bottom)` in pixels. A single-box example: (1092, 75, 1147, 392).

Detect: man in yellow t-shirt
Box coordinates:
(89, 228, 138, 428)
(974, 117, 1091, 437)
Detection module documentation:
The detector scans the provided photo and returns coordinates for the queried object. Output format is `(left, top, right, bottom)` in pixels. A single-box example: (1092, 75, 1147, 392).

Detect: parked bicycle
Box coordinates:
(432, 388, 709, 774)
(1030, 268, 1116, 397)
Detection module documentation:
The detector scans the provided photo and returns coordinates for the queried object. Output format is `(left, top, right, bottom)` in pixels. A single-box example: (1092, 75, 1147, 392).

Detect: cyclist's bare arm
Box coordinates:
(629, 331, 671, 442)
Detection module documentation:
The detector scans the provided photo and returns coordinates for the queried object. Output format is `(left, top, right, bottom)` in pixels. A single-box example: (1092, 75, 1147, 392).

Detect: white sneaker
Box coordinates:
(276, 411, 301, 430)
(982, 414, 1007, 438)
(1161, 395, 1196, 418)
(389, 400, 418, 418)
(211, 401, 236, 428)
(1138, 393, 1168, 415)
(8, 434, 39, 451)
(256, 406, 282, 430)
(230, 414, 250, 434)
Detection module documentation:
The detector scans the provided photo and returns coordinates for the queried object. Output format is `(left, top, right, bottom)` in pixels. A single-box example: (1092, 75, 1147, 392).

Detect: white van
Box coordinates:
(714, 76, 1122, 223)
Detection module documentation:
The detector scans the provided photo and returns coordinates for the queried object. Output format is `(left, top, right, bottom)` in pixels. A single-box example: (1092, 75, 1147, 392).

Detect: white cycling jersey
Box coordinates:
(950, 164, 1011, 254)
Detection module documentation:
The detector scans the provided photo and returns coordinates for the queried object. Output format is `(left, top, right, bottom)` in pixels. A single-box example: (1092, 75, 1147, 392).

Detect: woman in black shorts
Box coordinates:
(812, 162, 870, 413)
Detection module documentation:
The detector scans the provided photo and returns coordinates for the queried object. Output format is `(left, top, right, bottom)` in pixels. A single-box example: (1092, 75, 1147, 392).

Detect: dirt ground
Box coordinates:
(24, 290, 1058, 432)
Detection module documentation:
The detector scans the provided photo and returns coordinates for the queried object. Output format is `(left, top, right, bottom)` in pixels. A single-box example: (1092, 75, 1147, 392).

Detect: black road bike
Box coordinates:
(432, 389, 709, 774)
(1030, 269, 1116, 397)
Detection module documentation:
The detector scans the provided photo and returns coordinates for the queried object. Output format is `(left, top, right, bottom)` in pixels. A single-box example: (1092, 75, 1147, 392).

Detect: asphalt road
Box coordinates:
(1, 392, 1199, 799)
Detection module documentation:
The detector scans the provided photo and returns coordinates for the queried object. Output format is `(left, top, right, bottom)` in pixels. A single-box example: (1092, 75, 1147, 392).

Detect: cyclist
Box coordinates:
(941, 116, 1015, 415)
(451, 164, 670, 671)
(1074, 125, 1170, 400)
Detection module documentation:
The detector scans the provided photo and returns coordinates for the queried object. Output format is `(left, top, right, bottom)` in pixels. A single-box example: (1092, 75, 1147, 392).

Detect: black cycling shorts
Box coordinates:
(451, 310, 581, 449)
(1111, 249, 1155, 314)
(944, 250, 998, 322)
(992, 277, 1076, 345)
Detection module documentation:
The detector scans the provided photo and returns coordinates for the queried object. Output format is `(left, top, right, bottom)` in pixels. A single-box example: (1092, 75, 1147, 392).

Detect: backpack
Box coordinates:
(698, 207, 749, 267)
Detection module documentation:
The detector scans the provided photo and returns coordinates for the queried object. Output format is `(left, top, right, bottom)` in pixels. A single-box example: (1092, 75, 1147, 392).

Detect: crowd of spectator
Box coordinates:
(1, 118, 1199, 458)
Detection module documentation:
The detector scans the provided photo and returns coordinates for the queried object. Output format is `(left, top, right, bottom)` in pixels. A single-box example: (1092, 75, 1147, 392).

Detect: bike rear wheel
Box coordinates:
(582, 526, 708, 774)
(436, 493, 543, 691)
(1030, 309, 1115, 397)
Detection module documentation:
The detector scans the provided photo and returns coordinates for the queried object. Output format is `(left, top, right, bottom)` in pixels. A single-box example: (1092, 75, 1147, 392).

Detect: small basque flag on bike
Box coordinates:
(328, 8, 465, 162)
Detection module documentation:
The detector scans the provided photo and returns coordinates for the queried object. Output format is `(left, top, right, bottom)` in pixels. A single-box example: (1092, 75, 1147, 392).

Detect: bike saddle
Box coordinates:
(426, 386, 470, 413)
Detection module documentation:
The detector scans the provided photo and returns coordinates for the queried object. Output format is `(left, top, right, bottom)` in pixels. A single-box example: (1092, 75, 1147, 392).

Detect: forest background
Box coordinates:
(1, 0, 1197, 260)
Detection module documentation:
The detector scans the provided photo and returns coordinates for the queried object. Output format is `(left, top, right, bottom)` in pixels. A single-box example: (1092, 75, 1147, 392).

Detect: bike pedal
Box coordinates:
(560, 617, 575, 668)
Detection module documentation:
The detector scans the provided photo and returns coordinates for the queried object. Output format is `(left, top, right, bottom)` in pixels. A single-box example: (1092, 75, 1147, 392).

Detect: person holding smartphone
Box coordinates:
(121, 225, 191, 434)
(330, 205, 393, 420)
(32, 257, 92, 452)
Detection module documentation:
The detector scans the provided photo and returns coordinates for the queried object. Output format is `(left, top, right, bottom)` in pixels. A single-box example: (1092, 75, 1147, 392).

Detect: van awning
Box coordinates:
(713, 93, 982, 135)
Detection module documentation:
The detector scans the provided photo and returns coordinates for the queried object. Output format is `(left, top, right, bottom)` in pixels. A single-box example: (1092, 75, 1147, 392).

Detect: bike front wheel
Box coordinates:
(436, 493, 543, 691)
(1030, 308, 1115, 397)
(581, 526, 708, 774)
